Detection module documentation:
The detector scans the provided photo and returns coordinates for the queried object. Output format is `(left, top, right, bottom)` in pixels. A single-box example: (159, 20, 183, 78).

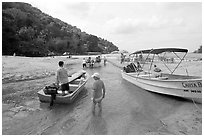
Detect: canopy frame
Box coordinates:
(130, 48, 188, 75)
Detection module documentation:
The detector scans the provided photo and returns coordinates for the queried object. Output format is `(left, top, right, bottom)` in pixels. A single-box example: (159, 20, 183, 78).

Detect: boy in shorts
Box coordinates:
(91, 73, 106, 115)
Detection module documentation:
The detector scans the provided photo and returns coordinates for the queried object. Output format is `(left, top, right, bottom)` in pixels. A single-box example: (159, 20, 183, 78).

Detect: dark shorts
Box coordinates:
(83, 63, 86, 68)
(61, 83, 69, 91)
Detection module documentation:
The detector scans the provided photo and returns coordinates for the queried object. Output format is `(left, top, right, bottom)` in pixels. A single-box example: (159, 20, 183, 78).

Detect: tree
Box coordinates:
(2, 2, 119, 56)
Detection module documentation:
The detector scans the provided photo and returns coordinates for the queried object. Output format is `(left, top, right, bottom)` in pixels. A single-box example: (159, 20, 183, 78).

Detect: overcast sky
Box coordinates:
(25, 0, 202, 52)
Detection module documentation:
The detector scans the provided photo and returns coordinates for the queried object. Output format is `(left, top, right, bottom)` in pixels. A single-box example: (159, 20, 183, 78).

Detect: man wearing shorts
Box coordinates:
(56, 61, 69, 95)
(91, 73, 106, 115)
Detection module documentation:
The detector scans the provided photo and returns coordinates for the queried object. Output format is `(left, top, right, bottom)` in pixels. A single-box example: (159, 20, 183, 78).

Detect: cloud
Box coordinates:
(29, 1, 201, 52)
(105, 17, 142, 34)
(63, 2, 91, 17)
(105, 15, 184, 35)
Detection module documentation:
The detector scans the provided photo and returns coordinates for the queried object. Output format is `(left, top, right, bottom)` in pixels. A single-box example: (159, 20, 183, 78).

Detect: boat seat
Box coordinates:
(74, 79, 82, 81)
(158, 77, 168, 80)
(69, 84, 79, 87)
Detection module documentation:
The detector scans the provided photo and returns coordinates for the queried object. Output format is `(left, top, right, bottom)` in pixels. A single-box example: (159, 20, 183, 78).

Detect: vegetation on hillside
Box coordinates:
(2, 2, 119, 57)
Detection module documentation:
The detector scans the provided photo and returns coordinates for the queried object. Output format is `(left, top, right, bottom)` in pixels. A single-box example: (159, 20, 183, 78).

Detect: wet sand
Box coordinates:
(107, 56, 202, 134)
(2, 55, 202, 135)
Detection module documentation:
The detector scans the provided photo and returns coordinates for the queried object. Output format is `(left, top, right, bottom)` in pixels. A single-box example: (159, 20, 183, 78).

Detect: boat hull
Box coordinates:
(86, 62, 101, 68)
(38, 70, 89, 104)
(121, 71, 202, 103)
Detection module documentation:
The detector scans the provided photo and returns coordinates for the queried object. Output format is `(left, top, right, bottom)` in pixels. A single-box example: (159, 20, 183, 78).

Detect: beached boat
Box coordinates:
(121, 48, 202, 103)
(38, 70, 89, 104)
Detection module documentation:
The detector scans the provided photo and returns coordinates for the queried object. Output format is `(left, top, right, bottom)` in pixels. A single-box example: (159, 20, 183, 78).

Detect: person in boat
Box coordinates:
(91, 72, 106, 115)
(153, 65, 162, 78)
(154, 65, 161, 72)
(136, 61, 141, 69)
(91, 59, 94, 67)
(56, 61, 70, 96)
(136, 61, 143, 71)
(82, 58, 86, 68)
(95, 56, 99, 63)
(95, 56, 101, 63)
(86, 57, 91, 63)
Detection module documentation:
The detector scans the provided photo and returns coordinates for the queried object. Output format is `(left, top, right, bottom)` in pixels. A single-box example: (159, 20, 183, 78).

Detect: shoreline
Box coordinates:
(2, 55, 202, 135)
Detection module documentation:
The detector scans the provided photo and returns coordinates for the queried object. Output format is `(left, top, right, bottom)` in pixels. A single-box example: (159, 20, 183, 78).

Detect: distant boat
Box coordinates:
(85, 55, 102, 68)
(122, 48, 202, 103)
(86, 62, 101, 68)
(38, 70, 89, 104)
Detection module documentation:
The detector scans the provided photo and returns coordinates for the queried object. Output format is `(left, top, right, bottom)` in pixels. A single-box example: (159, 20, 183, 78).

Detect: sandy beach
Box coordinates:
(2, 55, 202, 135)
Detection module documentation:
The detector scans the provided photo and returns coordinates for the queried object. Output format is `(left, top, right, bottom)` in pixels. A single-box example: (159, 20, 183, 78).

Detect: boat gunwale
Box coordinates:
(121, 70, 202, 82)
(122, 72, 202, 102)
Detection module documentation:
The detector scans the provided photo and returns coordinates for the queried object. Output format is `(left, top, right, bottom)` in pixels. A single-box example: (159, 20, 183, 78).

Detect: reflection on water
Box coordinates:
(86, 113, 108, 135)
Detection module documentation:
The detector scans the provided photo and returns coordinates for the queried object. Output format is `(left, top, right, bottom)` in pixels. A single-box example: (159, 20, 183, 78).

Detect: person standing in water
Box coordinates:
(82, 58, 86, 68)
(103, 56, 107, 66)
(91, 73, 106, 115)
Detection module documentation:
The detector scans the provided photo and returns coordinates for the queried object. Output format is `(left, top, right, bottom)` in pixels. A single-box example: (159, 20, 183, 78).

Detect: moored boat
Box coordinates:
(85, 55, 102, 68)
(122, 48, 202, 103)
(38, 70, 89, 104)
(86, 62, 101, 68)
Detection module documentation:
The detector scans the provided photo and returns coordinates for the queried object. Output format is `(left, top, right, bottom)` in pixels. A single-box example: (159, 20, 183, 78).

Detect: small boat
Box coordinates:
(38, 70, 89, 104)
(122, 48, 202, 103)
(85, 55, 102, 68)
(86, 62, 101, 68)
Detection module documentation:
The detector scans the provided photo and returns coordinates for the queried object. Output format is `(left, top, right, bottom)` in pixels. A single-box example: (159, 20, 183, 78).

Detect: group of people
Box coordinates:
(82, 56, 107, 68)
(49, 61, 106, 115)
(123, 61, 162, 75)
(82, 56, 101, 68)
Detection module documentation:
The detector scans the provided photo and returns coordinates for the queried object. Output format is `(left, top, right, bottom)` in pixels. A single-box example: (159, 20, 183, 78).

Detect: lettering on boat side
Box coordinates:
(183, 89, 189, 92)
(182, 82, 202, 88)
(191, 90, 201, 93)
(183, 89, 201, 93)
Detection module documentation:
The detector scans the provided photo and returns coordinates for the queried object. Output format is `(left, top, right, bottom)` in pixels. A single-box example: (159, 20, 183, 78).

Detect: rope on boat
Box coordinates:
(191, 98, 202, 113)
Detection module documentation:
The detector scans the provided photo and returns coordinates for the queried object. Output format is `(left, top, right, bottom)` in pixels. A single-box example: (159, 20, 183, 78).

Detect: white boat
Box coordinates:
(38, 70, 89, 104)
(122, 48, 202, 103)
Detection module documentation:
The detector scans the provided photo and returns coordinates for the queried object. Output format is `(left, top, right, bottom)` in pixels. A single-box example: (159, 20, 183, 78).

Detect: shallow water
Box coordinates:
(2, 61, 200, 135)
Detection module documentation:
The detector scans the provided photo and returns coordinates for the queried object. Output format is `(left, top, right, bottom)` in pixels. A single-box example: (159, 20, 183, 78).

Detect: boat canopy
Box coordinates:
(130, 48, 188, 55)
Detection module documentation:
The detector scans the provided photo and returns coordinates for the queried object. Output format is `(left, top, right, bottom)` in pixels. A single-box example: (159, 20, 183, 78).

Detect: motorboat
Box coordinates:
(38, 70, 89, 104)
(121, 48, 202, 103)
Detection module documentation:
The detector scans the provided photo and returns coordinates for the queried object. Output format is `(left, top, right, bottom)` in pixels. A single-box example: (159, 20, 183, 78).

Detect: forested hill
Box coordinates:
(2, 2, 119, 57)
